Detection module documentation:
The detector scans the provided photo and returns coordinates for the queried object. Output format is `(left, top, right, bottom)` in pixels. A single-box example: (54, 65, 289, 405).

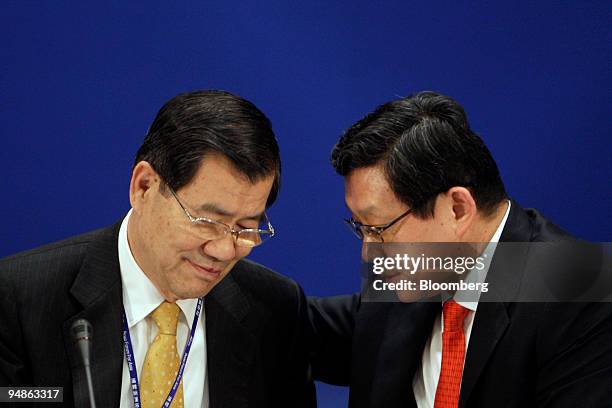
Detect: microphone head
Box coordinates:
(71, 318, 93, 343)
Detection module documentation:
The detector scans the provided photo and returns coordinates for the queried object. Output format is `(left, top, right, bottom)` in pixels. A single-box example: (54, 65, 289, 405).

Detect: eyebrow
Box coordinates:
(197, 203, 264, 222)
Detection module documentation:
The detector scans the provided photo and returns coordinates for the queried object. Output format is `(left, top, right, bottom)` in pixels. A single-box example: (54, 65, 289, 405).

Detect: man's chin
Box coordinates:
(169, 260, 235, 300)
(167, 275, 219, 300)
(171, 281, 215, 300)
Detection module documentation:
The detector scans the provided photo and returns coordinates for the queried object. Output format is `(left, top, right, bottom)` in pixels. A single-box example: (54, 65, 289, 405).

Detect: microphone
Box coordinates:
(71, 319, 97, 408)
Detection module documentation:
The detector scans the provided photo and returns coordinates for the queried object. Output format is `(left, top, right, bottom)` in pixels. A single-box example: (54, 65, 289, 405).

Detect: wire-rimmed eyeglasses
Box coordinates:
(344, 208, 412, 242)
(168, 187, 275, 248)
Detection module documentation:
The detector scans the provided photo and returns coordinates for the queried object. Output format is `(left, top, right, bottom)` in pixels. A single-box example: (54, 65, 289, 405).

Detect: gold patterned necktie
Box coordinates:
(140, 301, 184, 408)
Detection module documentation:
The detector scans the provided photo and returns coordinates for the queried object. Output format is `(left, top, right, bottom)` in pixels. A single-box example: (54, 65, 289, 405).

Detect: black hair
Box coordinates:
(331, 91, 507, 217)
(135, 90, 280, 207)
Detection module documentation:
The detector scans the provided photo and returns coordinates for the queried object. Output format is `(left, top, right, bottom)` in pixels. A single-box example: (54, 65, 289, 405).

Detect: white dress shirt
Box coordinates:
(118, 210, 209, 408)
(412, 201, 511, 408)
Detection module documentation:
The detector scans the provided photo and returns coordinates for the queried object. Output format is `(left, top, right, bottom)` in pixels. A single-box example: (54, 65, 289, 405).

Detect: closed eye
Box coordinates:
(237, 223, 258, 231)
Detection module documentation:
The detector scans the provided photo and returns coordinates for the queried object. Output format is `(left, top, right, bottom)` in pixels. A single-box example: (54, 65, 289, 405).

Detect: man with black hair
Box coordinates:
(0, 91, 315, 407)
(310, 91, 612, 407)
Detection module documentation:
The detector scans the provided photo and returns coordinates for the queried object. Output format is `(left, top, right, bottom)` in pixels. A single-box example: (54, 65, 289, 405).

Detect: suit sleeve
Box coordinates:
(537, 301, 612, 407)
(307, 294, 360, 385)
(283, 282, 317, 407)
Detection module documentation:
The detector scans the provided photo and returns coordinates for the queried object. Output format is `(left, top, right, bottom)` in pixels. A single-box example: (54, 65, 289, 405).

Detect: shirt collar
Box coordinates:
(118, 209, 200, 329)
(453, 200, 512, 311)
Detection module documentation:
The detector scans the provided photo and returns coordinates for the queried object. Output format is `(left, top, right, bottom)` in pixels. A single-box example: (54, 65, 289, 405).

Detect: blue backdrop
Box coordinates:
(2, 1, 610, 406)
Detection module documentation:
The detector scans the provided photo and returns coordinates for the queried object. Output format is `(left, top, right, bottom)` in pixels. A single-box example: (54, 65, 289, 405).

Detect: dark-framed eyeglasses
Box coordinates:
(168, 186, 275, 248)
(344, 208, 412, 242)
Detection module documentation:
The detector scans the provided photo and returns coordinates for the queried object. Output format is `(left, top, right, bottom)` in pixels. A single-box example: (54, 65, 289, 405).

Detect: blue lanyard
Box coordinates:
(122, 298, 203, 408)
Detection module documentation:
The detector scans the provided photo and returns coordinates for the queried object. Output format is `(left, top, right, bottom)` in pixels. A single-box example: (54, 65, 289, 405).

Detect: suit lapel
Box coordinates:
(459, 200, 532, 406)
(205, 274, 255, 408)
(458, 301, 509, 407)
(62, 224, 124, 408)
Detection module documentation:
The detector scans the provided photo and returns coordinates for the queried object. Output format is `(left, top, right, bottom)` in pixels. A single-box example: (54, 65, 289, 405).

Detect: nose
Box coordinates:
(202, 234, 237, 262)
(361, 239, 375, 262)
(361, 242, 368, 262)
(361, 235, 382, 262)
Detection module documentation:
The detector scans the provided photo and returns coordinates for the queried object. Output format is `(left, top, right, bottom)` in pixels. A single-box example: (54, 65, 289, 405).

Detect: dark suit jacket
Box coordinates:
(0, 222, 316, 408)
(309, 201, 612, 407)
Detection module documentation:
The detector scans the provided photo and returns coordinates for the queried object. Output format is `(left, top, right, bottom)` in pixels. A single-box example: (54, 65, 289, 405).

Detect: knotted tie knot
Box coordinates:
(151, 301, 180, 335)
(442, 299, 469, 333)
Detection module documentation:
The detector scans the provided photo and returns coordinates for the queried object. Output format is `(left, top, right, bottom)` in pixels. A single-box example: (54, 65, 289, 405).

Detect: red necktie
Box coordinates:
(434, 300, 470, 408)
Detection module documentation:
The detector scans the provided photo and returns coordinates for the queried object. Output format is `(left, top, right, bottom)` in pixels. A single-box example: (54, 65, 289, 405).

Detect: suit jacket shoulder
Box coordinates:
(0, 226, 116, 304)
(231, 259, 303, 305)
(0, 224, 124, 407)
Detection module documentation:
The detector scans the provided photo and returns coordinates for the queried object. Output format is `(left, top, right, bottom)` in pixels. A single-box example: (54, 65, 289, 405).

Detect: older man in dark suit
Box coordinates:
(0, 90, 315, 407)
(309, 91, 612, 407)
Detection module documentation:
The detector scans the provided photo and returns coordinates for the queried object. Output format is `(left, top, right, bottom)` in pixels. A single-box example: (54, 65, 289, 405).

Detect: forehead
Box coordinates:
(178, 153, 274, 216)
(344, 165, 404, 217)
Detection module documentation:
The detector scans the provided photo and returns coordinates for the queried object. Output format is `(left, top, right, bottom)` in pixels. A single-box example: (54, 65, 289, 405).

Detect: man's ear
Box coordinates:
(129, 161, 159, 211)
(447, 186, 477, 239)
